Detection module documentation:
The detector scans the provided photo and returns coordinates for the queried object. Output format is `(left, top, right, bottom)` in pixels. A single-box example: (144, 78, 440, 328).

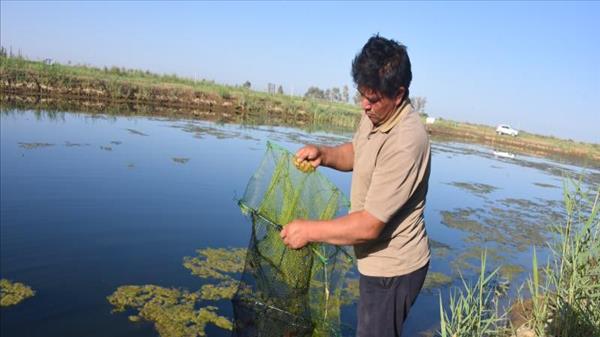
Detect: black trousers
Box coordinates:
(356, 262, 429, 337)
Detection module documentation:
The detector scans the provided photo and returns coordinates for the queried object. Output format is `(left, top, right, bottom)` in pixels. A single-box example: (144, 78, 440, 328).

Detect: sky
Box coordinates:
(1, 1, 598, 143)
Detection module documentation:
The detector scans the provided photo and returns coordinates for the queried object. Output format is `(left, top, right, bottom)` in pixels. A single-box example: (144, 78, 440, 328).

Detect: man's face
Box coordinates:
(358, 87, 405, 126)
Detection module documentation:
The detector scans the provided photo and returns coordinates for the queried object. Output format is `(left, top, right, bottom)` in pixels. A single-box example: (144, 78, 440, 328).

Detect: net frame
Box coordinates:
(234, 141, 353, 337)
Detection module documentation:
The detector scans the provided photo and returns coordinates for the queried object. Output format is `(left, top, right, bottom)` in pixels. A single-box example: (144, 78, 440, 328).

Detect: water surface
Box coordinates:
(1, 110, 598, 337)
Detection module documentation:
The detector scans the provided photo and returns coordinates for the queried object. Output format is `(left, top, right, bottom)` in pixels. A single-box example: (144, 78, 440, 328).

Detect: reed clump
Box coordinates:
(437, 181, 600, 337)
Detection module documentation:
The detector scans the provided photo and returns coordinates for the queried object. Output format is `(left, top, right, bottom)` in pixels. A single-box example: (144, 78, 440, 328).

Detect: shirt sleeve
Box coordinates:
(363, 133, 429, 223)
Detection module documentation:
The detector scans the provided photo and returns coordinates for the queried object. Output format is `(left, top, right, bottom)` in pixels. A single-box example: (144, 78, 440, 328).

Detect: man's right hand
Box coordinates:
(295, 142, 354, 172)
(295, 145, 323, 170)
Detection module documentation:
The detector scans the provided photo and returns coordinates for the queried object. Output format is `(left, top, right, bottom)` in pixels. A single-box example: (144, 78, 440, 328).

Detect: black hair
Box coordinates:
(351, 34, 412, 99)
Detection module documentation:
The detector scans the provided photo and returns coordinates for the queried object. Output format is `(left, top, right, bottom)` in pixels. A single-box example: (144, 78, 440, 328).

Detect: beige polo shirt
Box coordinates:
(351, 99, 431, 277)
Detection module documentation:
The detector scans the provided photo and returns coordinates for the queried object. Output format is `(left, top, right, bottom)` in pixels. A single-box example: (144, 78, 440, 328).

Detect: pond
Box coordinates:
(1, 109, 598, 337)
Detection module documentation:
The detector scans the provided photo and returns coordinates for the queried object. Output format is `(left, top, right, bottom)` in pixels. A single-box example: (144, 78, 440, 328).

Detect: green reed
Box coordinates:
(525, 181, 600, 337)
(438, 181, 599, 337)
(438, 252, 509, 337)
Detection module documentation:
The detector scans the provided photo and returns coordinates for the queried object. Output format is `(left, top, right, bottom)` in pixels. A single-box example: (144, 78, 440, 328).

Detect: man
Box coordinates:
(280, 35, 431, 337)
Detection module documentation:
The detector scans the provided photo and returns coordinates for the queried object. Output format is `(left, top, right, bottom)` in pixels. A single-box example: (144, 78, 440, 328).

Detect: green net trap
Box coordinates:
(233, 141, 353, 337)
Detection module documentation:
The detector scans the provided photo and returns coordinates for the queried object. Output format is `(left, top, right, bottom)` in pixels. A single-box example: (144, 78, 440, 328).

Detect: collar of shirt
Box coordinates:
(370, 98, 412, 135)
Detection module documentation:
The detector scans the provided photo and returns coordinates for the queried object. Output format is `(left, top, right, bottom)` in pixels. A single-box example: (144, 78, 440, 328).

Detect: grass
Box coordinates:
(437, 181, 600, 337)
(0, 54, 361, 131)
(438, 252, 509, 337)
(524, 181, 600, 337)
(428, 118, 600, 164)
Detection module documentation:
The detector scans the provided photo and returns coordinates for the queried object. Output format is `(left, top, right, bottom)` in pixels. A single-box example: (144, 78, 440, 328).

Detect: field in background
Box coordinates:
(1, 55, 598, 165)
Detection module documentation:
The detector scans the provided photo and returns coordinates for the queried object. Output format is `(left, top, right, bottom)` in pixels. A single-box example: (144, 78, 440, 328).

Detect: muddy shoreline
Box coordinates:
(0, 93, 359, 134)
(2, 93, 598, 169)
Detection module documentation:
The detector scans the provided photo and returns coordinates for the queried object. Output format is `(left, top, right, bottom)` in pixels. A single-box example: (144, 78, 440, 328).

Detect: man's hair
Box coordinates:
(351, 34, 412, 99)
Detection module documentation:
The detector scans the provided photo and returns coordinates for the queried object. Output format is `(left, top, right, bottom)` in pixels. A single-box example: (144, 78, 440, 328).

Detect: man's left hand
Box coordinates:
(280, 219, 312, 249)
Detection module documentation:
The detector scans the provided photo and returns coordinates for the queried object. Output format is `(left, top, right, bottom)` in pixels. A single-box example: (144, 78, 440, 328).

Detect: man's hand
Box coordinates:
(280, 219, 312, 249)
(295, 145, 323, 169)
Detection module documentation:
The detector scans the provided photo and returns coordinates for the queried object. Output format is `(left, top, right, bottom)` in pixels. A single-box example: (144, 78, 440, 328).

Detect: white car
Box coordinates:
(496, 124, 519, 137)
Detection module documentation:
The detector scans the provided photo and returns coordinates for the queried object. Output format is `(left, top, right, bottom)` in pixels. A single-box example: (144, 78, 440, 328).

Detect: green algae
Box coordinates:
(441, 208, 484, 232)
(172, 157, 190, 164)
(128, 314, 142, 322)
(430, 239, 452, 258)
(533, 182, 559, 189)
(126, 128, 148, 136)
(441, 198, 559, 255)
(18, 142, 54, 150)
(499, 197, 540, 209)
(199, 281, 239, 301)
(450, 246, 506, 276)
(498, 263, 525, 281)
(0, 279, 35, 307)
(110, 244, 357, 337)
(423, 272, 453, 290)
(448, 244, 525, 283)
(109, 248, 246, 337)
(447, 181, 499, 196)
(108, 285, 231, 337)
(182, 248, 246, 280)
(64, 141, 88, 147)
(340, 279, 359, 306)
(180, 124, 242, 140)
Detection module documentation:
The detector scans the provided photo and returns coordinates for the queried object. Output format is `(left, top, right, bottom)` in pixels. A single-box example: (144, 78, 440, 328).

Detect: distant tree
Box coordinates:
(412, 96, 427, 114)
(324, 89, 331, 101)
(0, 46, 6, 57)
(243, 81, 251, 89)
(353, 90, 362, 106)
(331, 87, 341, 102)
(277, 85, 284, 95)
(304, 86, 325, 100)
(267, 83, 276, 95)
(342, 85, 349, 103)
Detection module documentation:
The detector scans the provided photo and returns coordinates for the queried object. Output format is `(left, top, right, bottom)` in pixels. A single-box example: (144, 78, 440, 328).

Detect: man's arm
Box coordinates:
(280, 210, 384, 248)
(296, 142, 354, 172)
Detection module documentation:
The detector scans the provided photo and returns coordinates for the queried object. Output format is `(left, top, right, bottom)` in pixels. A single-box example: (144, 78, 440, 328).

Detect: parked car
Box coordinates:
(496, 124, 519, 137)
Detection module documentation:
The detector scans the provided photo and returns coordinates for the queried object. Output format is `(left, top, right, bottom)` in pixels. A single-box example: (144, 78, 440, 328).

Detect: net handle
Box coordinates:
(238, 201, 354, 264)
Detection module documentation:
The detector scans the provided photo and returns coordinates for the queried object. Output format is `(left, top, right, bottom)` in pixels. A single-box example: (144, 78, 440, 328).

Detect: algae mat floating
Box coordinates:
(0, 279, 35, 307)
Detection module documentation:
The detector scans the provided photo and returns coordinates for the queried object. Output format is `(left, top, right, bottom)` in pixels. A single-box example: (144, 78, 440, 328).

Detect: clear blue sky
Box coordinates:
(1, 1, 598, 143)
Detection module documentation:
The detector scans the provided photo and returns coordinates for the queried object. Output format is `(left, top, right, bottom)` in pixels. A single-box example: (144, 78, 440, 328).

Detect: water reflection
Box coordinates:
(493, 150, 516, 159)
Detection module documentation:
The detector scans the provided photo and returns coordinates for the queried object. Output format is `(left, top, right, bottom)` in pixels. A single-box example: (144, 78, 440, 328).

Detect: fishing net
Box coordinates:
(233, 141, 353, 337)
